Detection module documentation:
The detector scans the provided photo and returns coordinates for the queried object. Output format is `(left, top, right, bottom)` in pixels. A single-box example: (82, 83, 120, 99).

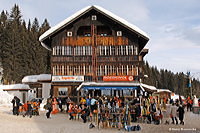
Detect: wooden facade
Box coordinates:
(39, 6, 149, 99)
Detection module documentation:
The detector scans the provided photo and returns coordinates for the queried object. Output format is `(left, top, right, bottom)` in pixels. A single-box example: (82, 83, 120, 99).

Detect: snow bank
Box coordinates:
(0, 89, 13, 106)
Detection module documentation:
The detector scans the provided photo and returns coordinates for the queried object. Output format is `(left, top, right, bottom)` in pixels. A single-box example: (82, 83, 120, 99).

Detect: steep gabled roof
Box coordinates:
(39, 5, 149, 49)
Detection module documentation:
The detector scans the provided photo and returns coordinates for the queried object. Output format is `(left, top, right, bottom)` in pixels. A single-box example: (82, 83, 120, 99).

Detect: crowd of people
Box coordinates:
(11, 95, 199, 130)
(11, 96, 41, 118)
(42, 96, 189, 128)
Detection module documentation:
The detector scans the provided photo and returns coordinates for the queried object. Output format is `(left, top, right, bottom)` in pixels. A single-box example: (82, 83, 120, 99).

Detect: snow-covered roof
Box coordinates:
(22, 74, 51, 83)
(39, 5, 149, 48)
(38, 74, 51, 81)
(156, 89, 172, 93)
(140, 83, 157, 91)
(76, 82, 144, 91)
(22, 75, 38, 83)
(0, 84, 30, 90)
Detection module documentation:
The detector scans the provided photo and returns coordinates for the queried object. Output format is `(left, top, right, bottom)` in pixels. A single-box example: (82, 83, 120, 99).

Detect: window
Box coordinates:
(67, 31, 72, 37)
(101, 90, 111, 96)
(58, 87, 68, 96)
(62, 46, 65, 55)
(101, 46, 105, 55)
(121, 65, 125, 75)
(53, 46, 63, 55)
(53, 47, 55, 55)
(126, 45, 128, 55)
(101, 65, 105, 75)
(53, 65, 63, 75)
(85, 65, 92, 75)
(74, 46, 84, 56)
(122, 46, 126, 55)
(134, 46, 138, 55)
(128, 45, 133, 55)
(68, 66, 73, 75)
(117, 46, 121, 55)
(128, 65, 132, 75)
(74, 65, 80, 75)
(66, 46, 72, 55)
(85, 46, 92, 55)
(82, 46, 85, 55)
(97, 65, 101, 76)
(111, 46, 115, 55)
(53, 66, 55, 75)
(105, 46, 109, 55)
(117, 31, 122, 36)
(64, 65, 67, 75)
(77, 26, 91, 36)
(91, 15, 97, 20)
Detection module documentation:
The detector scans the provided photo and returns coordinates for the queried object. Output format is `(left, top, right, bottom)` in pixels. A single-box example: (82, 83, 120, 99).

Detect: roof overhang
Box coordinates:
(140, 83, 157, 92)
(139, 48, 149, 57)
(154, 89, 172, 94)
(76, 82, 144, 91)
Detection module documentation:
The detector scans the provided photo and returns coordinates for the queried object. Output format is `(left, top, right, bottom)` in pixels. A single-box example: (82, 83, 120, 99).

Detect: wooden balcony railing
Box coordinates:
(52, 56, 139, 63)
(64, 36, 128, 46)
(51, 56, 92, 63)
(97, 56, 138, 62)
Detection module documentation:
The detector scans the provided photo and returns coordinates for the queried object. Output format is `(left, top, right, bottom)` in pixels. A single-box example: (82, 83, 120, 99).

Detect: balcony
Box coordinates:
(51, 56, 92, 63)
(97, 56, 139, 63)
(64, 36, 128, 46)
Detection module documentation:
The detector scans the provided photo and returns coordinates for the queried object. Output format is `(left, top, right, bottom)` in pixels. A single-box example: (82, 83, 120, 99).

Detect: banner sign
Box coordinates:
(52, 76, 84, 82)
(103, 76, 134, 82)
(83, 86, 138, 90)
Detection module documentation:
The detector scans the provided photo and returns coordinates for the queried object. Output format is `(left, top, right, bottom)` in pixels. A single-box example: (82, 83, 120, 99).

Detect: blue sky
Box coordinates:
(0, 0, 200, 78)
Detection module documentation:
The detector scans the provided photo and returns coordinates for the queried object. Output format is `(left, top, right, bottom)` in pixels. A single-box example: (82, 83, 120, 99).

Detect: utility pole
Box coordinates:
(187, 71, 192, 98)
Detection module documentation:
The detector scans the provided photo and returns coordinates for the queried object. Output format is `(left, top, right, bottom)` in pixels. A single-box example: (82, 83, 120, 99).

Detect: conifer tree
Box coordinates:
(2, 4, 23, 83)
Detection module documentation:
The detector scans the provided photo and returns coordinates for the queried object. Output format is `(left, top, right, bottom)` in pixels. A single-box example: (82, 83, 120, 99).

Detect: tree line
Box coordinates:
(143, 61, 200, 97)
(0, 5, 199, 97)
(0, 4, 50, 83)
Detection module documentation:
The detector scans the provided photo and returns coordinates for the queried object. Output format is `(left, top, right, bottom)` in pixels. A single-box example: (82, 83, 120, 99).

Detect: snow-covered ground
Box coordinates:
(0, 89, 199, 133)
(0, 106, 199, 133)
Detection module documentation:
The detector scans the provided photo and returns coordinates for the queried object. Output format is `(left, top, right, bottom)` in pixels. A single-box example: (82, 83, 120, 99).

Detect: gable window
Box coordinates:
(67, 31, 72, 37)
(117, 31, 122, 36)
(91, 15, 97, 20)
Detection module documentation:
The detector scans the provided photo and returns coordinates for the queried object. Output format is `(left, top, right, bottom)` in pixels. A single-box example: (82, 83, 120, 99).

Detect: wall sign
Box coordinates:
(103, 76, 134, 82)
(52, 76, 84, 82)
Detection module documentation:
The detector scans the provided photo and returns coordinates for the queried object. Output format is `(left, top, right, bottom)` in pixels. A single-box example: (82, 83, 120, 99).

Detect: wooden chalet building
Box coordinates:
(39, 5, 149, 100)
